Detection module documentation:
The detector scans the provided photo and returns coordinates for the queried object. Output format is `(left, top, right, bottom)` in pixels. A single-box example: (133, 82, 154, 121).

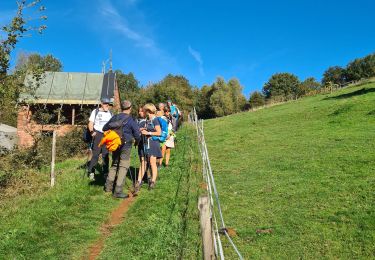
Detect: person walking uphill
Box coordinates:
(103, 100, 141, 199)
(139, 103, 162, 190)
(87, 98, 113, 180)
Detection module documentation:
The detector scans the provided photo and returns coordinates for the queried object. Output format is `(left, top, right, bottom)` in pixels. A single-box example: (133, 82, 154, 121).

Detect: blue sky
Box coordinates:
(1, 0, 374, 96)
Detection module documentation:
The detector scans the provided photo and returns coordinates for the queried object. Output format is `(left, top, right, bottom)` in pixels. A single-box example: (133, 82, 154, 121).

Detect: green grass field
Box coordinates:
(204, 82, 375, 259)
(0, 126, 202, 259)
(99, 126, 202, 259)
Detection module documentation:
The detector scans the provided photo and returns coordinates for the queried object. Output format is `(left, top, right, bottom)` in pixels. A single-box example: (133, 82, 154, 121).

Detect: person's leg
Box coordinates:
(137, 156, 145, 184)
(165, 148, 171, 166)
(105, 150, 120, 192)
(101, 146, 109, 179)
(150, 156, 158, 184)
(171, 117, 177, 132)
(114, 148, 131, 198)
(87, 133, 102, 176)
(160, 145, 166, 166)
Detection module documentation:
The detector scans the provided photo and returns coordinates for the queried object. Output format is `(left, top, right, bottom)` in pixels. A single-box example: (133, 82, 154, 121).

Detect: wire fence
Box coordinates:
(190, 107, 244, 260)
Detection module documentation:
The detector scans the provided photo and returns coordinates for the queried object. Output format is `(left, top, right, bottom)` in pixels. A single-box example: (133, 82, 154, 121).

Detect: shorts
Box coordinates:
(145, 138, 162, 158)
(165, 136, 175, 148)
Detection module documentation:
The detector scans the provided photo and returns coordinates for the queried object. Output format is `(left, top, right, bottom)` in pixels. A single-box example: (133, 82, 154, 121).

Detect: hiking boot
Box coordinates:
(104, 180, 114, 193)
(148, 181, 155, 190)
(133, 181, 141, 195)
(113, 192, 129, 199)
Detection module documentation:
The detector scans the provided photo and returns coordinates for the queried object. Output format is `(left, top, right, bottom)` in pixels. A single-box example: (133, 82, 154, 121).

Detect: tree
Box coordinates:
(297, 77, 321, 97)
(263, 73, 300, 100)
(345, 53, 375, 81)
(115, 70, 141, 112)
(15, 53, 62, 73)
(321, 66, 346, 86)
(209, 77, 235, 117)
(0, 0, 47, 126)
(249, 91, 265, 108)
(227, 78, 247, 112)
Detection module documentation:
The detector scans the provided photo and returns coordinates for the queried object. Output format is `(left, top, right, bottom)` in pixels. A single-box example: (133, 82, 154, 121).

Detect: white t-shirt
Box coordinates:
(89, 109, 113, 133)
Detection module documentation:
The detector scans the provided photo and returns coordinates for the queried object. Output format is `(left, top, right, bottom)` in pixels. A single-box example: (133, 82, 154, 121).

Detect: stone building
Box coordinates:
(17, 71, 120, 147)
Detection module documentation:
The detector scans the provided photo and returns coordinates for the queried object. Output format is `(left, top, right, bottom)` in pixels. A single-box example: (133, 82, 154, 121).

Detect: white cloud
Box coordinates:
(188, 45, 205, 76)
(98, 0, 155, 49)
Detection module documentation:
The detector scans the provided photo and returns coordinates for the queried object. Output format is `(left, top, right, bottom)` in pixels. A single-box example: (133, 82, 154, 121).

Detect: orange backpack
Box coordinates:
(99, 130, 122, 152)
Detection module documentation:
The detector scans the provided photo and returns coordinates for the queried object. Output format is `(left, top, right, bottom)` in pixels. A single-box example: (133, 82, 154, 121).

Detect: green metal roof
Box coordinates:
(20, 72, 106, 105)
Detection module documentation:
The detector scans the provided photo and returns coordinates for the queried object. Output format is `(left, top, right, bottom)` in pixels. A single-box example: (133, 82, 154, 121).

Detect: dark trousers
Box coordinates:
(88, 131, 109, 174)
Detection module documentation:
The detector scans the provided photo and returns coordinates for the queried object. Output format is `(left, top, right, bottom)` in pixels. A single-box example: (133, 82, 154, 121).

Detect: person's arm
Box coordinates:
(140, 123, 161, 136)
(88, 110, 96, 136)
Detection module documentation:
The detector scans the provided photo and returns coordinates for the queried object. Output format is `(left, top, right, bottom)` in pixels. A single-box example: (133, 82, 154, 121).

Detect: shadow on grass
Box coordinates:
(325, 87, 375, 100)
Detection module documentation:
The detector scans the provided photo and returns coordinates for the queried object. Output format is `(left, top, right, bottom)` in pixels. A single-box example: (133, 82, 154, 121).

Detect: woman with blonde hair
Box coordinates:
(139, 103, 161, 190)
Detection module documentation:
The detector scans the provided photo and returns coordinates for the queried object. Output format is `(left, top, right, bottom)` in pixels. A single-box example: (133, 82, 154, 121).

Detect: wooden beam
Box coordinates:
(72, 107, 75, 125)
(50, 130, 56, 187)
(199, 195, 215, 260)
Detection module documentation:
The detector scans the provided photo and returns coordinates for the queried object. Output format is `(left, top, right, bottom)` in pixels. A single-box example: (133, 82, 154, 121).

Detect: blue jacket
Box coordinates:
(103, 113, 141, 149)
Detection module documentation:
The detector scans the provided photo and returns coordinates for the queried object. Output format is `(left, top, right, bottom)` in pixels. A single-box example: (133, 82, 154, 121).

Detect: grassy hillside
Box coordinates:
(99, 126, 202, 259)
(0, 126, 201, 259)
(204, 82, 375, 259)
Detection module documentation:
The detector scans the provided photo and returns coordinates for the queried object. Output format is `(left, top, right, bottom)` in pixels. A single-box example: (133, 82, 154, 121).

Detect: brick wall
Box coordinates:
(17, 106, 77, 148)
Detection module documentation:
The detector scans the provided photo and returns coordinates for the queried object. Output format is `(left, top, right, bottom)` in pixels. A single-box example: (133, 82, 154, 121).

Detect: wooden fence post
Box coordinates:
(199, 195, 215, 260)
(50, 130, 56, 187)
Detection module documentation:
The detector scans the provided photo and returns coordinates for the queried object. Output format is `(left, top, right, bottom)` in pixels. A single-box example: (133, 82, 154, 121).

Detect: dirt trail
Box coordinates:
(87, 193, 135, 260)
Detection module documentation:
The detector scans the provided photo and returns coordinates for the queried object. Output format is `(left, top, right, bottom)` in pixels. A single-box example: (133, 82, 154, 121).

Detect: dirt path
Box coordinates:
(87, 193, 136, 260)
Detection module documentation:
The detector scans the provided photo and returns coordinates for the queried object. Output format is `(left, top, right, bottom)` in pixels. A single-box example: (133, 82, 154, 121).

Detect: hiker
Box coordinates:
(139, 103, 162, 190)
(160, 107, 175, 167)
(156, 108, 169, 169)
(134, 106, 148, 192)
(103, 100, 141, 198)
(87, 98, 113, 180)
(158, 102, 165, 112)
(167, 100, 180, 132)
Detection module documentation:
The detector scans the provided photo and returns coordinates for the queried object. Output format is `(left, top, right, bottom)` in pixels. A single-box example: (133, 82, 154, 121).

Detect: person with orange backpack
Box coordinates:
(102, 100, 141, 199)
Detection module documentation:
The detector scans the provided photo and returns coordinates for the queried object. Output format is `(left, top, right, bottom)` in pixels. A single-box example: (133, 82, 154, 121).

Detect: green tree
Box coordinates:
(209, 77, 235, 117)
(345, 53, 375, 81)
(15, 53, 62, 74)
(322, 66, 346, 86)
(228, 78, 247, 112)
(141, 74, 194, 114)
(297, 77, 321, 97)
(193, 85, 215, 119)
(263, 73, 300, 100)
(0, 0, 47, 126)
(115, 70, 141, 112)
(249, 91, 265, 108)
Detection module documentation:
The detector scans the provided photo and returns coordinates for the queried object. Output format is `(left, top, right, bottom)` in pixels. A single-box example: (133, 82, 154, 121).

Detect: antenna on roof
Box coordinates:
(101, 49, 113, 74)
(109, 49, 113, 72)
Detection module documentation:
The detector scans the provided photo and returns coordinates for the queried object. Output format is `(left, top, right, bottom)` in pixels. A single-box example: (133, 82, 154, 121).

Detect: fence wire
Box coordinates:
(190, 108, 244, 260)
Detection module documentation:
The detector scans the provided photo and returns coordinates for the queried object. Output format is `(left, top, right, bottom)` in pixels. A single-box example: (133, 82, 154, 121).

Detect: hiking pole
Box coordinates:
(83, 141, 93, 179)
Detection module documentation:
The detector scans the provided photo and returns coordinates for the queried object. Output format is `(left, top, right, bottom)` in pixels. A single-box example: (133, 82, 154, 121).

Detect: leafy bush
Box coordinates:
(0, 127, 86, 188)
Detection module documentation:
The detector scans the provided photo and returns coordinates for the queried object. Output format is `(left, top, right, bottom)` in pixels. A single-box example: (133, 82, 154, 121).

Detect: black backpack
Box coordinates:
(102, 114, 130, 144)
(82, 108, 99, 143)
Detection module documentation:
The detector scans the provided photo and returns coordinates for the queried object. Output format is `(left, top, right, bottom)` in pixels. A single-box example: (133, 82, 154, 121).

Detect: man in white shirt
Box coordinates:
(87, 98, 113, 180)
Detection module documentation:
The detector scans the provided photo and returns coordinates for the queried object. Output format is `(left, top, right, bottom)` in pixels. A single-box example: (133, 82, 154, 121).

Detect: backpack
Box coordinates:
(151, 116, 168, 142)
(99, 130, 122, 152)
(82, 108, 99, 143)
(100, 114, 130, 151)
